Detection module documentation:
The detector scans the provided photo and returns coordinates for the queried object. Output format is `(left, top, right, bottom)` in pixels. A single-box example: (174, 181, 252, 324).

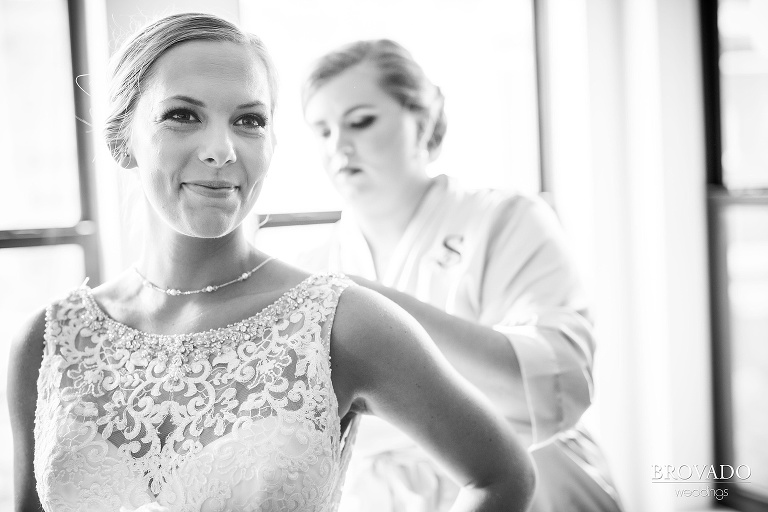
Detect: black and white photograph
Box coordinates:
(0, 0, 766, 511)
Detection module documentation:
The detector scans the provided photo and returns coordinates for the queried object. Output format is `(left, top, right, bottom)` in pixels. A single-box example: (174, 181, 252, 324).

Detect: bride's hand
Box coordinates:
(119, 503, 171, 512)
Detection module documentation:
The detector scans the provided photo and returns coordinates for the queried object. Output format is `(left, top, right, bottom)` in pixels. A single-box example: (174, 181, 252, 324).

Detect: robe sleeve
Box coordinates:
(479, 195, 595, 448)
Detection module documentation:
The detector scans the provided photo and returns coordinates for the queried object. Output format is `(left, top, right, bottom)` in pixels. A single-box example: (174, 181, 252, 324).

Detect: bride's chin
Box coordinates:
(179, 216, 240, 240)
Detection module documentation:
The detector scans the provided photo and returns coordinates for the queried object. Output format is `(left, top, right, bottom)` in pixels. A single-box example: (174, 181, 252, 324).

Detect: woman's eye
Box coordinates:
(235, 114, 267, 129)
(349, 116, 375, 129)
(162, 109, 199, 123)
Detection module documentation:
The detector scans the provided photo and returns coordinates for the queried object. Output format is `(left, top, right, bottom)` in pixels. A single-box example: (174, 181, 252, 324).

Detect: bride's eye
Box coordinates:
(160, 108, 199, 123)
(234, 114, 268, 130)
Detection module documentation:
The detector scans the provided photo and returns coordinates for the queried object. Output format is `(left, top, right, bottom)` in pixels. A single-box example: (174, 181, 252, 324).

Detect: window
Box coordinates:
(703, 0, 768, 508)
(0, 1, 99, 507)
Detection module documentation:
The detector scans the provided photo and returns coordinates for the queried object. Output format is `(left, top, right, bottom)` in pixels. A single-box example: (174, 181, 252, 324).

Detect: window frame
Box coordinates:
(0, 0, 101, 283)
(701, 0, 768, 509)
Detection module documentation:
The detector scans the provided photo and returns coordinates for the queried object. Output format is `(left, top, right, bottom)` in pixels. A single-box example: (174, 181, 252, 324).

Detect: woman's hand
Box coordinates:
(330, 286, 536, 511)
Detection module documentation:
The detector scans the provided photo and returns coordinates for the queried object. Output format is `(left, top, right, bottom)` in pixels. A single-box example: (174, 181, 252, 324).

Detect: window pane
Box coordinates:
(718, 0, 768, 189)
(724, 205, 768, 498)
(0, 244, 86, 509)
(240, 0, 540, 216)
(0, 0, 81, 229)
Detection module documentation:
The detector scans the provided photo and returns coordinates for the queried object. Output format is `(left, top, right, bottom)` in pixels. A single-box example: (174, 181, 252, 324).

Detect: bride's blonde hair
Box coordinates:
(104, 12, 278, 163)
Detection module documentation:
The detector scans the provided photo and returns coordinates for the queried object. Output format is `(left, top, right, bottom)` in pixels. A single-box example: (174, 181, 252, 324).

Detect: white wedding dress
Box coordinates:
(34, 274, 358, 512)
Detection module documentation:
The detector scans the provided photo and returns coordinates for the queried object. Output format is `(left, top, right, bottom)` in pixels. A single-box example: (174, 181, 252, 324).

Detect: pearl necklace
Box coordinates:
(133, 257, 274, 296)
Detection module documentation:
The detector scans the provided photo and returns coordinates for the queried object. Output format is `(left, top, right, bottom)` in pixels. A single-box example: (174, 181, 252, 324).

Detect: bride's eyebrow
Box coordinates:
(236, 101, 268, 110)
(159, 96, 267, 110)
(161, 95, 205, 106)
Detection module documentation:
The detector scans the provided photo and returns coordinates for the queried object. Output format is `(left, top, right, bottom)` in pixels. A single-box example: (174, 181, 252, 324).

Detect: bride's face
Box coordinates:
(127, 40, 276, 239)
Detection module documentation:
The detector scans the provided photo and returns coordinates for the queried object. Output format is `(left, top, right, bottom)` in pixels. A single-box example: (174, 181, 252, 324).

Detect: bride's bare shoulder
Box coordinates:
(7, 308, 47, 422)
(8, 308, 47, 364)
(327, 285, 438, 384)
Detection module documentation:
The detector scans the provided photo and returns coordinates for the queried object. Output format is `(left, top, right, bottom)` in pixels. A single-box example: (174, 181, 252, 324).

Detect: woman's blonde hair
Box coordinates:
(104, 12, 278, 162)
(303, 39, 446, 154)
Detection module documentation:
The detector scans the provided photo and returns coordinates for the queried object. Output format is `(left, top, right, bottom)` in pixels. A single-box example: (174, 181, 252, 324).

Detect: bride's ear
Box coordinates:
(119, 151, 137, 169)
(110, 141, 137, 169)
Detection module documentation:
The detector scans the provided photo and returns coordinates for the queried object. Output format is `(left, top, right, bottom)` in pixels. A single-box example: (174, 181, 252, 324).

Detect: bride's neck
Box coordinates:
(138, 227, 259, 291)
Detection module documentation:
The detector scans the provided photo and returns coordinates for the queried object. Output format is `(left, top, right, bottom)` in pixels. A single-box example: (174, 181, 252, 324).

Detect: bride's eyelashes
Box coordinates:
(234, 113, 269, 130)
(158, 107, 200, 124)
(155, 108, 269, 133)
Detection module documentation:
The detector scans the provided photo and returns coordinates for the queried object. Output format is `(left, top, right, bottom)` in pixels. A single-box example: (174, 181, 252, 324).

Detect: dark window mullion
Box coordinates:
(0, 223, 96, 247)
(708, 190, 736, 504)
(707, 186, 768, 510)
(67, 0, 101, 283)
(701, 0, 723, 187)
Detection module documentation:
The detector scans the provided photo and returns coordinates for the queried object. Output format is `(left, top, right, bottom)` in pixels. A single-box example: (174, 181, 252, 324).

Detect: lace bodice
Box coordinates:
(34, 273, 357, 512)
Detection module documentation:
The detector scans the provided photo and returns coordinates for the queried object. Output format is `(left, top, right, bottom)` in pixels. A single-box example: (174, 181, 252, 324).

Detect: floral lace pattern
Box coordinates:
(34, 274, 356, 512)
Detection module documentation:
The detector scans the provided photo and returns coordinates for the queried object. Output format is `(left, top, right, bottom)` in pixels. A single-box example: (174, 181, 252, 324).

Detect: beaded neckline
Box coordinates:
(80, 273, 323, 337)
(74, 273, 335, 382)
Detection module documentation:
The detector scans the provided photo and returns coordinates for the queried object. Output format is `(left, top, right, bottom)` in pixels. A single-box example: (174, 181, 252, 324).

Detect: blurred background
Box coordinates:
(0, 0, 766, 510)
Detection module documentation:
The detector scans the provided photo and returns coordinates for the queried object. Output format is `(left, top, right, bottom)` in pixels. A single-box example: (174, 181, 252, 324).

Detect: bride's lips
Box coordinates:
(183, 180, 238, 199)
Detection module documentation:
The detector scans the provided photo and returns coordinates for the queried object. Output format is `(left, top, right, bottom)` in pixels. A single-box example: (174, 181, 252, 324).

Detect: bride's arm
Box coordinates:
(7, 310, 46, 512)
(330, 286, 536, 511)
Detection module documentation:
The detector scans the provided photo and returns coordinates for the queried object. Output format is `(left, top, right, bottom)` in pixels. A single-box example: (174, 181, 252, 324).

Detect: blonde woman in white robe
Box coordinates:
(301, 39, 624, 512)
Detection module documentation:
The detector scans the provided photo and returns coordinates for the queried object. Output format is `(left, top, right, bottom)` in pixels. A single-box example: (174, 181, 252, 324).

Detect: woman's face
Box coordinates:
(128, 40, 275, 239)
(303, 62, 429, 208)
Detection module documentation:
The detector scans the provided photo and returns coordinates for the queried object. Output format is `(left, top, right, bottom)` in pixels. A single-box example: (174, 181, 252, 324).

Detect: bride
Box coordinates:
(7, 12, 535, 512)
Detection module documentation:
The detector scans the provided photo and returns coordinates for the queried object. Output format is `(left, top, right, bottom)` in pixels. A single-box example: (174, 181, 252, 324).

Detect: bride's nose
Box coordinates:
(199, 123, 237, 168)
